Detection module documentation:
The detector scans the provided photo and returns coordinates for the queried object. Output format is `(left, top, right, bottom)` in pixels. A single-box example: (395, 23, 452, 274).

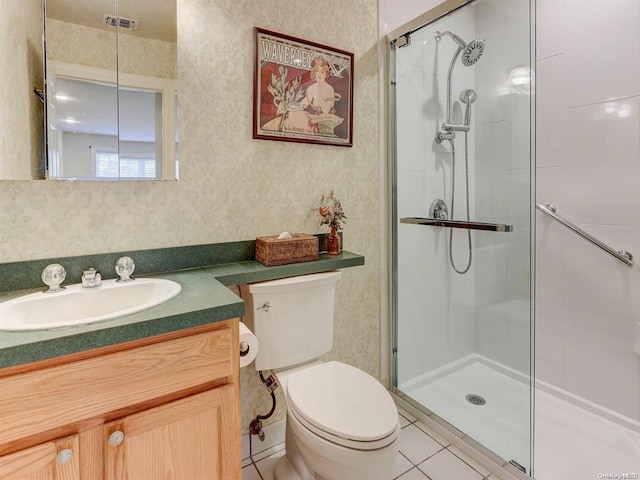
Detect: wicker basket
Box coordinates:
(255, 234, 319, 266)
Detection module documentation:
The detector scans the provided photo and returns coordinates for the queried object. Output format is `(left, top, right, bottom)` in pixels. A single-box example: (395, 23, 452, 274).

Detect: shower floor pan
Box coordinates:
(401, 356, 640, 479)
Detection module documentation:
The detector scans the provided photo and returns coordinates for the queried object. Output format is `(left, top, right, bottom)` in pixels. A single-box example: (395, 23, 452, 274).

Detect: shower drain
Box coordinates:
(465, 394, 486, 406)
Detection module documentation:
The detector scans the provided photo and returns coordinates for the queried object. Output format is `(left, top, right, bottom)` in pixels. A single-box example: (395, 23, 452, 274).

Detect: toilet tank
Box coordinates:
(240, 271, 342, 371)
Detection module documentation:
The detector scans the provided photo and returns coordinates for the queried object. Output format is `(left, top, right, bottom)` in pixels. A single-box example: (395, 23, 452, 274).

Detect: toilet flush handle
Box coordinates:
(257, 302, 271, 312)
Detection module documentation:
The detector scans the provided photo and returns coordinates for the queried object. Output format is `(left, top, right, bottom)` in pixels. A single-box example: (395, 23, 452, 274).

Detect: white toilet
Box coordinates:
(240, 271, 400, 480)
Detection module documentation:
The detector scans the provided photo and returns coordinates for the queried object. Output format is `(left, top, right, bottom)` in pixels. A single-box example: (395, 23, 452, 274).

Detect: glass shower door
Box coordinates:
(391, 0, 534, 474)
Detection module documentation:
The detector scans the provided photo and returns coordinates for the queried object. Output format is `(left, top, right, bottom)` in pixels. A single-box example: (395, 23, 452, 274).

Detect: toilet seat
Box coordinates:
(286, 361, 400, 451)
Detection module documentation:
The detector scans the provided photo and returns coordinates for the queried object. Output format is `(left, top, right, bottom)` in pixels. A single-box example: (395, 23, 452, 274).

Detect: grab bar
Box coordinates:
(536, 203, 634, 267)
(400, 217, 513, 232)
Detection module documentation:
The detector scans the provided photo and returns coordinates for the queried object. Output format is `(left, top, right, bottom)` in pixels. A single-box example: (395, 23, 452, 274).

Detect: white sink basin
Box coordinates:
(0, 278, 181, 331)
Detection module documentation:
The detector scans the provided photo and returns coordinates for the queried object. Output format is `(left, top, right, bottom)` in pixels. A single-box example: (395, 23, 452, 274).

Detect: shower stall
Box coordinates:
(390, 0, 640, 478)
(390, 0, 535, 475)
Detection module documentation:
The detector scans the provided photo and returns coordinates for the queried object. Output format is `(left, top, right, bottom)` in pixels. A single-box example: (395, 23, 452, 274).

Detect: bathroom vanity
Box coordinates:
(0, 240, 364, 479)
(0, 320, 240, 479)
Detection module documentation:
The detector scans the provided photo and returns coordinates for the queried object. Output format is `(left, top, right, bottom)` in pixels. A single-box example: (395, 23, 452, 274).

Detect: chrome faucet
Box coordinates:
(115, 256, 135, 282)
(81, 268, 102, 288)
(41, 264, 66, 293)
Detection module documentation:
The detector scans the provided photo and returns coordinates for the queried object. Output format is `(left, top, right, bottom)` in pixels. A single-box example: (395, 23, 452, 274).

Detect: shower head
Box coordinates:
(461, 39, 485, 66)
(436, 30, 485, 130)
(435, 30, 486, 66)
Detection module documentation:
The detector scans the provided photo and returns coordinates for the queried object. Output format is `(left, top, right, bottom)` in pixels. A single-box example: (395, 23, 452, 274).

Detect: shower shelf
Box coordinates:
(400, 217, 513, 232)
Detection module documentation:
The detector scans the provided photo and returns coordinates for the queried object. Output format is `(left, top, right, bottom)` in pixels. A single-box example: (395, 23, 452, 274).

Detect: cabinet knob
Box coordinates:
(108, 430, 125, 447)
(56, 448, 73, 465)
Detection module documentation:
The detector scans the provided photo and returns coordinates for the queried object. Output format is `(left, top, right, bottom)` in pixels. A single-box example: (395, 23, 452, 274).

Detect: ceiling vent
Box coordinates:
(103, 14, 138, 30)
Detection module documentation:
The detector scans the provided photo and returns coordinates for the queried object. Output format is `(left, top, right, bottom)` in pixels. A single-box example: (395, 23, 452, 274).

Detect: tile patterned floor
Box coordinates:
(242, 407, 508, 480)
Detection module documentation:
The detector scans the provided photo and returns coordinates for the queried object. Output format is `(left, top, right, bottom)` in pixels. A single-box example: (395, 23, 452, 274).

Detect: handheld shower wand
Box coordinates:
(459, 88, 477, 128)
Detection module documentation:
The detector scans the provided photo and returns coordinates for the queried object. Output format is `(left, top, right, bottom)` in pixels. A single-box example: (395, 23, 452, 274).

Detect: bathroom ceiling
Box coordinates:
(54, 78, 158, 142)
(46, 0, 176, 43)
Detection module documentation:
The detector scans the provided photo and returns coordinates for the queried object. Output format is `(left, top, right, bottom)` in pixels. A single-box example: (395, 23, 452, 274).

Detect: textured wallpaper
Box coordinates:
(0, 0, 44, 180)
(47, 18, 177, 78)
(0, 0, 380, 433)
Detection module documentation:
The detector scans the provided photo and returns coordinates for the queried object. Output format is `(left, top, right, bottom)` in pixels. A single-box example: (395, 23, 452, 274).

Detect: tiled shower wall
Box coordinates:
(389, 0, 532, 387)
(471, 0, 531, 375)
(535, 0, 640, 421)
(394, 6, 478, 386)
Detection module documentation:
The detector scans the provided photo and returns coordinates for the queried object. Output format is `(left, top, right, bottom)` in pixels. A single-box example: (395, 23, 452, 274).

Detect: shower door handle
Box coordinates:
(400, 217, 513, 232)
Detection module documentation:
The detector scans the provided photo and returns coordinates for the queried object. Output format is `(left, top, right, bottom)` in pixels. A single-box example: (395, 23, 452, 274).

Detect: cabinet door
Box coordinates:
(0, 435, 79, 480)
(104, 386, 240, 480)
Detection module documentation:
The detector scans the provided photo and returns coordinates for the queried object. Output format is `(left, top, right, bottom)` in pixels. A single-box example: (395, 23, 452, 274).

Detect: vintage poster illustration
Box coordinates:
(253, 28, 354, 147)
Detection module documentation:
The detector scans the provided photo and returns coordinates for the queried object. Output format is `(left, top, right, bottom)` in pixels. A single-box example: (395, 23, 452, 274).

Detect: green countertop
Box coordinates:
(0, 251, 364, 369)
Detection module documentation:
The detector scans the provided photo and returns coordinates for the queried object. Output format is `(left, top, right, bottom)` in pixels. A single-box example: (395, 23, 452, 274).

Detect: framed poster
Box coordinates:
(253, 28, 354, 147)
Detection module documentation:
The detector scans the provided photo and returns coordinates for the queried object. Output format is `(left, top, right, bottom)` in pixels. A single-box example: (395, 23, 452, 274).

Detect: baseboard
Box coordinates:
(241, 419, 286, 467)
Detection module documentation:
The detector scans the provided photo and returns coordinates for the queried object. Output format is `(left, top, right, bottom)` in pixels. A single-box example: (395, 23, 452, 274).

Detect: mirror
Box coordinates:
(46, 0, 178, 180)
(0, 0, 177, 180)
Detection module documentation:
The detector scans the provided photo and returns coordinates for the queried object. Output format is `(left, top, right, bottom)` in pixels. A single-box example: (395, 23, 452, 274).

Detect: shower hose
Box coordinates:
(447, 133, 472, 274)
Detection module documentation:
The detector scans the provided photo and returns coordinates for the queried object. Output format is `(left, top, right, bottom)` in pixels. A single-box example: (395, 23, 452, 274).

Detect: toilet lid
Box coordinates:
(286, 361, 399, 444)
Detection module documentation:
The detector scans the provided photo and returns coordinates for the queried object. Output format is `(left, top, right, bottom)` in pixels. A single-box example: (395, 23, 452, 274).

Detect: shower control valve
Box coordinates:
(429, 199, 449, 221)
(436, 130, 455, 143)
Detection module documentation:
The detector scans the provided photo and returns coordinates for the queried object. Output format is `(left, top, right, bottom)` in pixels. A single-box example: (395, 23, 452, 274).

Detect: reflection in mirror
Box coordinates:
(47, 62, 176, 180)
(45, 0, 178, 181)
(0, 0, 45, 180)
(47, 76, 117, 179)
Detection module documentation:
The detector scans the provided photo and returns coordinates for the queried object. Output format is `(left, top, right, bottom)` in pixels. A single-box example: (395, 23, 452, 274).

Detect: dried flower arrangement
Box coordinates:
(317, 190, 347, 231)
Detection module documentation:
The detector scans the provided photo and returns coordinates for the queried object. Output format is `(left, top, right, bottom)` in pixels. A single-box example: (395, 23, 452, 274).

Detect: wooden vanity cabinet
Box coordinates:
(0, 319, 241, 480)
(0, 435, 80, 480)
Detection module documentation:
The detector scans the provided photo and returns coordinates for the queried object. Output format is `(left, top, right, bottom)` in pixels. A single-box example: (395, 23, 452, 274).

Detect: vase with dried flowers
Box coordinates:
(317, 190, 347, 255)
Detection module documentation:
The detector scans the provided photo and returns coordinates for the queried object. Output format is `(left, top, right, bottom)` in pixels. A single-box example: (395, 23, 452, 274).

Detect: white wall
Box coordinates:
(535, 0, 640, 421)
(61, 132, 118, 178)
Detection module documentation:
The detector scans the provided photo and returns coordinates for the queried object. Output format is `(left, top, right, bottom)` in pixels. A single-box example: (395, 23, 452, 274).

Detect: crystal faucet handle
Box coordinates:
(115, 256, 135, 282)
(41, 263, 66, 293)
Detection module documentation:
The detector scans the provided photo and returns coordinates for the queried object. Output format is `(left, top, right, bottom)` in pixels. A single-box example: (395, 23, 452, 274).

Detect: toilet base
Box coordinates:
(274, 455, 314, 480)
(274, 417, 314, 480)
(275, 409, 399, 480)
